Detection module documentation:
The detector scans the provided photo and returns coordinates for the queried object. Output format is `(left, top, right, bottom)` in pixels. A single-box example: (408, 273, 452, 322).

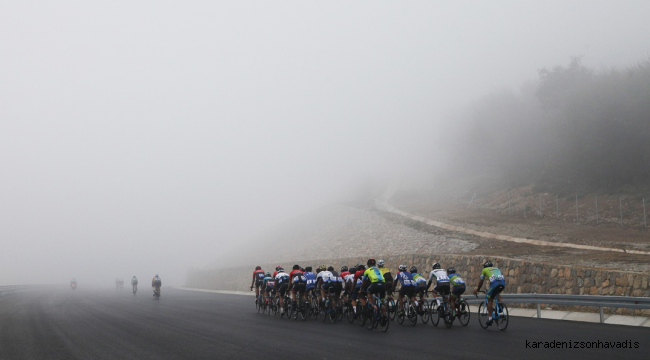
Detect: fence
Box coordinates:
(465, 189, 648, 230)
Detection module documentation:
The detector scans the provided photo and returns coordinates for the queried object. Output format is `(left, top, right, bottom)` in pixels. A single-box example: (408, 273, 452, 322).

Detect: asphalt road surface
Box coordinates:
(0, 287, 648, 360)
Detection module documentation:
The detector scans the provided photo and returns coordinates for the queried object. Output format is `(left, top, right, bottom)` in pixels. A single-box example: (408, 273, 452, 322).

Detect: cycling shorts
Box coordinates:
(255, 280, 264, 287)
(399, 286, 415, 298)
(487, 280, 505, 299)
(278, 283, 289, 297)
(291, 283, 306, 293)
(451, 284, 466, 297)
(351, 287, 360, 300)
(367, 282, 386, 300)
(433, 283, 450, 296)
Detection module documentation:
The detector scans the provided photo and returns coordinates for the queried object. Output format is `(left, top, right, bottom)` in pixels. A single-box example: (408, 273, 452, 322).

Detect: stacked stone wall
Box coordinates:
(187, 254, 650, 316)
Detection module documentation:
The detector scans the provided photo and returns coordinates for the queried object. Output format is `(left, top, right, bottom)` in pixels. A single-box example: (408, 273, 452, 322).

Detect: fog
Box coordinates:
(1, 1, 649, 285)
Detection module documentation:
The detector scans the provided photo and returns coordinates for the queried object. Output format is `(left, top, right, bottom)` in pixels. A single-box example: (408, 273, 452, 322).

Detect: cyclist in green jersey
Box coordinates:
(448, 267, 466, 316)
(473, 260, 506, 326)
(362, 258, 386, 308)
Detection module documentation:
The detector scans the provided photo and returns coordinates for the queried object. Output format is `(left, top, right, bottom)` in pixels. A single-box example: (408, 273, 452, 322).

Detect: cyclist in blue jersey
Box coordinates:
(473, 260, 506, 326)
(304, 266, 317, 297)
(392, 264, 416, 314)
(448, 267, 466, 316)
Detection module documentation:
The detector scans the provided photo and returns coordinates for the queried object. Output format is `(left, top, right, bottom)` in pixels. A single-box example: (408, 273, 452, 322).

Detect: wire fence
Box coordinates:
(464, 190, 648, 230)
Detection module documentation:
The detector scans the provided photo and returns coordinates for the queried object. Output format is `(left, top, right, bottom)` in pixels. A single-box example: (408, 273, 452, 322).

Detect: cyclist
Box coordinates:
(378, 259, 393, 298)
(427, 263, 450, 306)
(272, 266, 281, 279)
(250, 266, 266, 301)
(393, 264, 416, 314)
(473, 260, 506, 326)
(362, 259, 385, 309)
(275, 268, 290, 315)
(304, 266, 317, 298)
(340, 266, 350, 303)
(70, 278, 77, 289)
(131, 276, 138, 293)
(353, 264, 367, 308)
(448, 267, 466, 316)
(152, 274, 162, 296)
(289, 265, 307, 308)
(410, 266, 427, 311)
(261, 271, 276, 303)
(318, 266, 334, 305)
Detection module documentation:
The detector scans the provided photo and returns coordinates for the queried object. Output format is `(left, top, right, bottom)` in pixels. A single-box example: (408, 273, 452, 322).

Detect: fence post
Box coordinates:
(537, 304, 541, 319)
(643, 196, 648, 229)
(595, 195, 598, 225)
(619, 197, 623, 226)
(599, 307, 604, 323)
(575, 194, 579, 222)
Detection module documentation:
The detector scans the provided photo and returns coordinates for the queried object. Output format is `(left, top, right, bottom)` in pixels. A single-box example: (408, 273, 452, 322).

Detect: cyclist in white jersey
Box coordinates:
(426, 263, 450, 306)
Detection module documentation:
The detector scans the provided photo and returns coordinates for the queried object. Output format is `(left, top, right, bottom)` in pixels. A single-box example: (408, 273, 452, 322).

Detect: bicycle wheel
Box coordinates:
(443, 304, 454, 328)
(457, 300, 470, 326)
(357, 303, 367, 327)
(407, 301, 417, 326)
(387, 298, 397, 321)
(495, 302, 509, 331)
(311, 297, 320, 319)
(430, 301, 440, 326)
(300, 300, 309, 321)
(366, 304, 377, 330)
(419, 299, 430, 324)
(346, 303, 356, 323)
(379, 305, 390, 332)
(272, 298, 279, 316)
(477, 301, 489, 329)
(329, 302, 337, 323)
(336, 303, 344, 322)
(256, 295, 263, 313)
(396, 299, 405, 325)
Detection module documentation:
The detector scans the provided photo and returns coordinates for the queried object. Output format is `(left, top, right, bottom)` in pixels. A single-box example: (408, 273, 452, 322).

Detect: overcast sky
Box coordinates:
(1, 1, 649, 285)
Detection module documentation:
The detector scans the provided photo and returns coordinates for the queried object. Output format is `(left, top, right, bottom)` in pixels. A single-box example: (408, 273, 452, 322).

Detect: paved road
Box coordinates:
(0, 288, 648, 359)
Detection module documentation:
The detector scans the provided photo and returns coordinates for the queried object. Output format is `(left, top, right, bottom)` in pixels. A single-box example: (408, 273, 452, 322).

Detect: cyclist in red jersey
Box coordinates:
(339, 266, 350, 303)
(250, 266, 265, 301)
(272, 265, 281, 279)
(289, 264, 307, 308)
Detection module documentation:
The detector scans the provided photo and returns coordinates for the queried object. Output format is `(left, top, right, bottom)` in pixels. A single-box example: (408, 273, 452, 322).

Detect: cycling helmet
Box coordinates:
(448, 267, 456, 274)
(155, 274, 159, 277)
(255, 266, 261, 270)
(409, 266, 418, 273)
(320, 264, 327, 270)
(305, 266, 313, 272)
(292, 264, 300, 270)
(483, 260, 493, 268)
(277, 267, 284, 272)
(432, 263, 441, 270)
(377, 259, 385, 267)
(358, 265, 366, 271)
(341, 266, 348, 272)
(398, 264, 407, 272)
(349, 266, 357, 274)
(367, 258, 376, 266)
(327, 266, 334, 272)
(300, 267, 305, 272)
(265, 272, 271, 276)
(275, 265, 281, 271)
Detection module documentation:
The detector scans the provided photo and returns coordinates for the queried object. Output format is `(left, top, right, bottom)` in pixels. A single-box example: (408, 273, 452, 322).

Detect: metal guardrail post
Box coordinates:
(600, 307, 604, 323)
(537, 304, 541, 319)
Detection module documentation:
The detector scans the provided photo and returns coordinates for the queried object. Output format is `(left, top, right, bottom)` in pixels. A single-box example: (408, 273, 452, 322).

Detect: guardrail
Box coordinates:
(456, 294, 650, 323)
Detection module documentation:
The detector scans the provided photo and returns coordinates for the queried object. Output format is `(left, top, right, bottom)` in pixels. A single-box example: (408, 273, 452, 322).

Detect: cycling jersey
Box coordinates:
(396, 271, 415, 286)
(263, 276, 275, 289)
(412, 273, 427, 287)
(480, 267, 505, 284)
(304, 272, 317, 290)
(449, 273, 466, 287)
(363, 266, 385, 283)
(289, 270, 306, 284)
(131, 278, 138, 285)
(379, 267, 393, 283)
(275, 272, 290, 285)
(253, 270, 265, 285)
(428, 269, 450, 284)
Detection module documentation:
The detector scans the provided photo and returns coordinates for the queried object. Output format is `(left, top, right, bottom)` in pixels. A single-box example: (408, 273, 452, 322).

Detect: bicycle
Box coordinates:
(281, 293, 293, 319)
(365, 293, 390, 332)
(153, 287, 160, 299)
(132, 284, 137, 295)
(430, 292, 454, 328)
(385, 294, 397, 321)
(396, 292, 418, 326)
(321, 287, 337, 323)
(454, 296, 471, 326)
(477, 290, 508, 330)
(415, 291, 430, 324)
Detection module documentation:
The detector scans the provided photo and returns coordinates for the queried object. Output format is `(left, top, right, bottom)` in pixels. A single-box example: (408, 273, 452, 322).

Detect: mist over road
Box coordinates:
(0, 288, 648, 359)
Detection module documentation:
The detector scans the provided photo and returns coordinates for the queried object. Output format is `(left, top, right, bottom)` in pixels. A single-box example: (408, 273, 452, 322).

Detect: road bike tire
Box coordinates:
(430, 301, 440, 326)
(346, 303, 356, 323)
(366, 305, 377, 330)
(311, 297, 320, 319)
(357, 303, 367, 327)
(419, 299, 430, 324)
(477, 301, 489, 329)
(457, 300, 470, 326)
(496, 302, 509, 331)
(272, 298, 279, 317)
(300, 301, 309, 321)
(387, 298, 396, 321)
(408, 302, 418, 326)
(396, 300, 405, 325)
(443, 305, 454, 328)
(379, 307, 390, 332)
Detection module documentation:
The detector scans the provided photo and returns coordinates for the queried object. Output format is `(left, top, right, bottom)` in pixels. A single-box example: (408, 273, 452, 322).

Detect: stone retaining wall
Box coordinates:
(187, 254, 650, 316)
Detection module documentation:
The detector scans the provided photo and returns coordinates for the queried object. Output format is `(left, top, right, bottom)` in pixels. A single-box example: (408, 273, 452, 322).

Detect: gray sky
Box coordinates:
(1, 1, 649, 285)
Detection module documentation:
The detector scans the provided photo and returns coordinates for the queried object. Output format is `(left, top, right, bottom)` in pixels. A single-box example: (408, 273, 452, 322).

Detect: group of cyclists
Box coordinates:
(251, 258, 506, 327)
(69, 275, 163, 297)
